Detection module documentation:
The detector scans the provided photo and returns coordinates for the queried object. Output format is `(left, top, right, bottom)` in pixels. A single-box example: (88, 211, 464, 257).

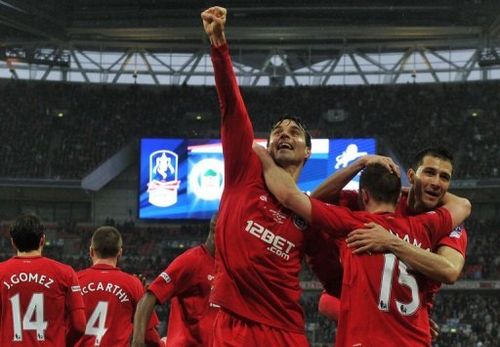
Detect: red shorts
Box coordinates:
(212, 309, 309, 347)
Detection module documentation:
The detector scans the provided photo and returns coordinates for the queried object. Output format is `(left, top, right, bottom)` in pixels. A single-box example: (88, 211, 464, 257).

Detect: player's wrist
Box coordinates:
(387, 235, 404, 253)
(209, 33, 226, 47)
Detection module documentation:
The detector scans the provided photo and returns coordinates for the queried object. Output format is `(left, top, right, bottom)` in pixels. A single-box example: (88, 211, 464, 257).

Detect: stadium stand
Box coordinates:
(1, 79, 499, 179)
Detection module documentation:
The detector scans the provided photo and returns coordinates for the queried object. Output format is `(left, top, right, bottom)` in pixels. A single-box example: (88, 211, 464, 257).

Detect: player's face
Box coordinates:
(409, 155, 452, 211)
(268, 120, 311, 167)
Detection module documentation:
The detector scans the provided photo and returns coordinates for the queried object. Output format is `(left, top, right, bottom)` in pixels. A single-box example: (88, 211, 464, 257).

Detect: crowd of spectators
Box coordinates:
(432, 292, 499, 347)
(461, 217, 500, 281)
(1, 214, 499, 345)
(1, 79, 499, 179)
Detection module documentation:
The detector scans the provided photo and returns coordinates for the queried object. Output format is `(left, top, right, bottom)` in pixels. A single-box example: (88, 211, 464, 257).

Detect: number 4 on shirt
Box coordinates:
(85, 301, 109, 346)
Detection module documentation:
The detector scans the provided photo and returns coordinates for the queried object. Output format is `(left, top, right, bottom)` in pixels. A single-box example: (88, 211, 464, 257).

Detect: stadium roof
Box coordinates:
(1, 1, 500, 85)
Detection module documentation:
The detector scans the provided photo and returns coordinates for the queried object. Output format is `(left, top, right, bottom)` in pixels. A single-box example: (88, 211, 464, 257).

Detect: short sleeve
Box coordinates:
(66, 269, 85, 312)
(147, 249, 197, 305)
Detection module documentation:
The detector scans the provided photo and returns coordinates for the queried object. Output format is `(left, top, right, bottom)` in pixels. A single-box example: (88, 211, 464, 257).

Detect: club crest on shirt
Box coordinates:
(449, 224, 464, 239)
(293, 214, 308, 231)
(269, 209, 287, 224)
(147, 150, 180, 207)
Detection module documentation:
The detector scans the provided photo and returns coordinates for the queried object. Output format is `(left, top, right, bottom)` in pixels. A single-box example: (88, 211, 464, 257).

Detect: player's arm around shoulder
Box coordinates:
(441, 192, 471, 229)
(253, 143, 312, 222)
(312, 155, 399, 203)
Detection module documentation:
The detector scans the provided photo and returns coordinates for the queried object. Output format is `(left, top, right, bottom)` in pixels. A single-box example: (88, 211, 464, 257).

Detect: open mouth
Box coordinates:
(277, 142, 293, 150)
(424, 190, 440, 199)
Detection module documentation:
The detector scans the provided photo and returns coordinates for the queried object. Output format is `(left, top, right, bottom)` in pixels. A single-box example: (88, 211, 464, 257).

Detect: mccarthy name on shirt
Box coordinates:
(81, 281, 130, 303)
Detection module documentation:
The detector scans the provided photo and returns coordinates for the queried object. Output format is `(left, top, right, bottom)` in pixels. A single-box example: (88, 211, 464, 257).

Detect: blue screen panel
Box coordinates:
(139, 138, 375, 220)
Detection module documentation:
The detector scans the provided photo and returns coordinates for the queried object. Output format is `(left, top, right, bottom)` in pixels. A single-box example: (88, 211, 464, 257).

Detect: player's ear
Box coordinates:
(407, 168, 415, 184)
(89, 246, 95, 258)
(361, 189, 370, 206)
(39, 234, 45, 248)
(304, 147, 311, 159)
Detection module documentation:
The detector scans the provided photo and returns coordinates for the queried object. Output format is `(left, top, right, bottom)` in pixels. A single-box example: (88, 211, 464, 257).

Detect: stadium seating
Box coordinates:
(1, 79, 499, 179)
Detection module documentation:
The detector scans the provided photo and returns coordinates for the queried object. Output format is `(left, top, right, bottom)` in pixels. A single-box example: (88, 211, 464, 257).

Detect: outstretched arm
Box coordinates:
(203, 6, 256, 184)
(312, 155, 400, 203)
(201, 6, 227, 47)
(253, 144, 312, 222)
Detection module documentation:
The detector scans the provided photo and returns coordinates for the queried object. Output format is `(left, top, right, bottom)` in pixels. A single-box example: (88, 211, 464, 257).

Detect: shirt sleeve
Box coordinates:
(434, 224, 468, 257)
(147, 250, 196, 305)
(412, 207, 453, 247)
(65, 268, 85, 313)
(211, 44, 257, 187)
(318, 290, 341, 321)
(310, 197, 361, 237)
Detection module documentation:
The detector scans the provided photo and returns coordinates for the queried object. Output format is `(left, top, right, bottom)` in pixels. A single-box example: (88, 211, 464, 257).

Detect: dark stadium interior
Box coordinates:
(1, 1, 500, 346)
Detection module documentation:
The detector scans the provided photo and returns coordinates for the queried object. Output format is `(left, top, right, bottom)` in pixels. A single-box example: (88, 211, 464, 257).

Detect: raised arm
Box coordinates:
(202, 6, 256, 184)
(201, 6, 226, 47)
(253, 144, 312, 222)
(312, 155, 400, 203)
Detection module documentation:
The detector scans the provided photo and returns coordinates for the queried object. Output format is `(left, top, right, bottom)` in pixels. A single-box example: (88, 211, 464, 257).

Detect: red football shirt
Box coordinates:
(76, 264, 160, 347)
(210, 43, 310, 333)
(310, 198, 453, 346)
(395, 194, 468, 310)
(0, 256, 85, 347)
(341, 190, 468, 310)
(148, 245, 216, 346)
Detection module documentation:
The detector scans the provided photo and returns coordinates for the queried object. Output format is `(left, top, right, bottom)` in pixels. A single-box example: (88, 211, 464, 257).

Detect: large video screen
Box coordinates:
(139, 138, 376, 220)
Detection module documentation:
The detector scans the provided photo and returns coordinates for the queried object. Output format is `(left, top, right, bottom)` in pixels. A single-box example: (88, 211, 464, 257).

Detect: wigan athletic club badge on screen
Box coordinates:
(147, 150, 180, 207)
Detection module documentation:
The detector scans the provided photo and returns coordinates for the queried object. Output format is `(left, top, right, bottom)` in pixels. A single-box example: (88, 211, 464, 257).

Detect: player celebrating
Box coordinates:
(132, 213, 218, 347)
(201, 6, 315, 346)
(253, 144, 471, 346)
(345, 148, 467, 293)
(314, 148, 468, 319)
(76, 226, 162, 347)
(201, 7, 399, 346)
(0, 213, 86, 346)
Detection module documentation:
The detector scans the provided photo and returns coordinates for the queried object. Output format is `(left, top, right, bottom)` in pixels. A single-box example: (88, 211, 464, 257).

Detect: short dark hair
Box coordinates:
(411, 147, 454, 171)
(268, 115, 312, 149)
(359, 163, 401, 206)
(10, 213, 45, 252)
(91, 226, 123, 258)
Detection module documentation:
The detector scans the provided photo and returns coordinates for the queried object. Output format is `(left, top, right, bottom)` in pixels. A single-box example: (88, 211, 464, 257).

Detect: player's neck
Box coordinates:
(366, 202, 396, 214)
(93, 258, 118, 267)
(283, 164, 302, 182)
(16, 250, 42, 257)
